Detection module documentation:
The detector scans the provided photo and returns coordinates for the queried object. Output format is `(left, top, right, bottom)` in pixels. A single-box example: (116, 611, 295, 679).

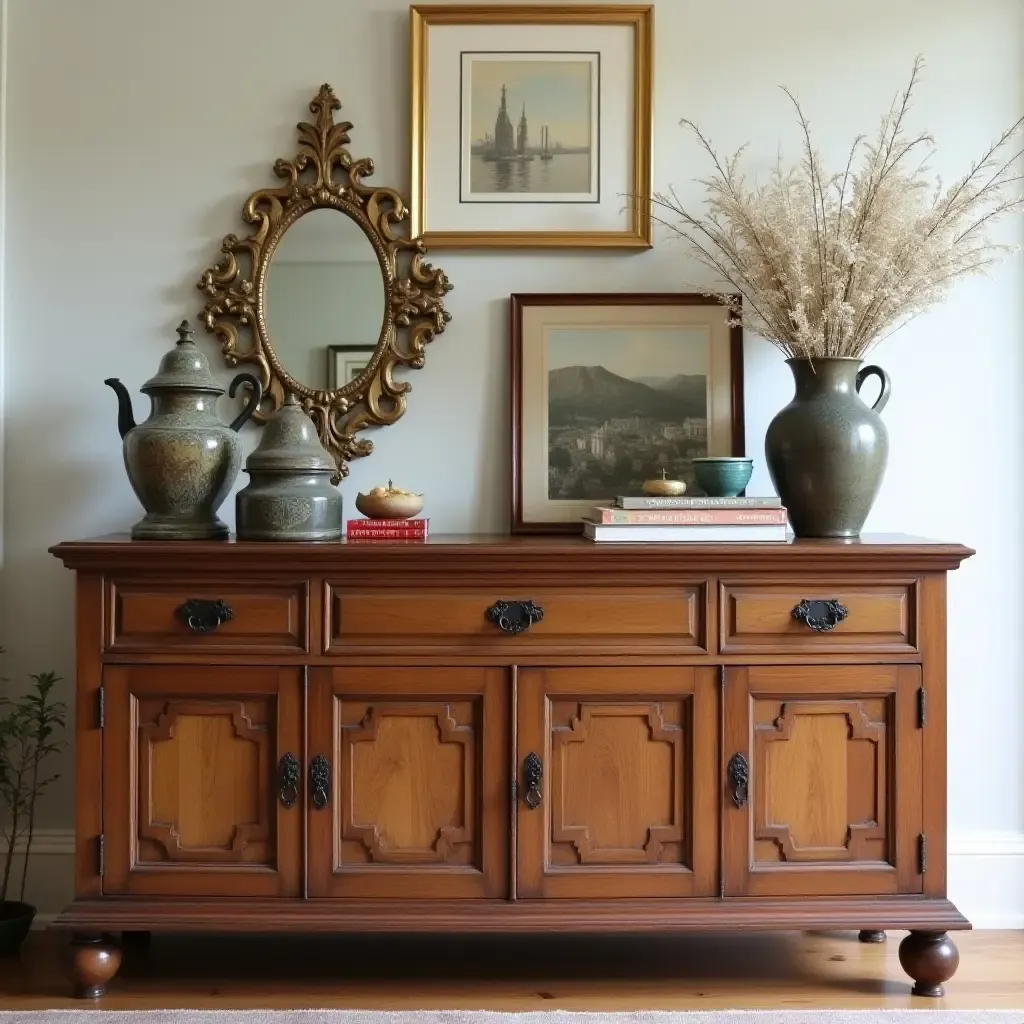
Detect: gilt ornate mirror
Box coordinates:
(198, 84, 452, 479)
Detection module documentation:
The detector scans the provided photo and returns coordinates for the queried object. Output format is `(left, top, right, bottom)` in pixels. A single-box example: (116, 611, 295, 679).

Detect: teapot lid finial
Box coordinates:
(175, 320, 195, 346)
(140, 318, 223, 395)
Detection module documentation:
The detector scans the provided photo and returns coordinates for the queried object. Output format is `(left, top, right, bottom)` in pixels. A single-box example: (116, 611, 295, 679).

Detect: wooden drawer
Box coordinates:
(719, 578, 917, 654)
(107, 579, 309, 652)
(325, 585, 707, 653)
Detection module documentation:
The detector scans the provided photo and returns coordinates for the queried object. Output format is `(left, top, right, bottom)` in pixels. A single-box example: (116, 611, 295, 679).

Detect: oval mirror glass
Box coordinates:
(264, 209, 386, 392)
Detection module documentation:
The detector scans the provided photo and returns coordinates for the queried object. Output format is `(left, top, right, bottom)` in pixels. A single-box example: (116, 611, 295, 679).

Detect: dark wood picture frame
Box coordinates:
(510, 293, 745, 534)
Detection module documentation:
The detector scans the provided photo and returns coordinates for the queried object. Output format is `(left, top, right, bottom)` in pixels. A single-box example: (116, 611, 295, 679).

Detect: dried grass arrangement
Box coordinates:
(654, 58, 1024, 360)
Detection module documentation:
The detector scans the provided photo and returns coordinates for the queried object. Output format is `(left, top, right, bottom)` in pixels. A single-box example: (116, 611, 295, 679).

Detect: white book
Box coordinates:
(582, 521, 789, 543)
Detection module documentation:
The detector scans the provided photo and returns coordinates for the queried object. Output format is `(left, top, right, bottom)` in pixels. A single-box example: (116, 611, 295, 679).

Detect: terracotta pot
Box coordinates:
(765, 357, 890, 538)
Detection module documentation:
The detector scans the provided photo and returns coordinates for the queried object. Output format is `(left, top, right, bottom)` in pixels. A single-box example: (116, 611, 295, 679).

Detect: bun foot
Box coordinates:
(65, 933, 122, 999)
(858, 930, 886, 943)
(899, 931, 959, 997)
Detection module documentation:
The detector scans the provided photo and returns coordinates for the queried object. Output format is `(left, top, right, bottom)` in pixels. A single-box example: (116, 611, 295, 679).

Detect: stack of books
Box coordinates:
(583, 496, 788, 542)
(346, 518, 430, 541)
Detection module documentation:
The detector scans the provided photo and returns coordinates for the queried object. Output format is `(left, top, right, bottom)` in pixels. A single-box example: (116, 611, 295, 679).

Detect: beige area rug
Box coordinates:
(2, 1012, 1023, 1023)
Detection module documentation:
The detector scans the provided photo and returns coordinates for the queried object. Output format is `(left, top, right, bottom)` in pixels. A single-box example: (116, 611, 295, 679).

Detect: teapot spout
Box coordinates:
(104, 377, 137, 439)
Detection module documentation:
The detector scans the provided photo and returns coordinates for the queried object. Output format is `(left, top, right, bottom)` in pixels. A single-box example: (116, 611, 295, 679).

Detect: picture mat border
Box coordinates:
(410, 4, 653, 249)
(459, 50, 601, 204)
(328, 344, 379, 391)
(510, 293, 745, 534)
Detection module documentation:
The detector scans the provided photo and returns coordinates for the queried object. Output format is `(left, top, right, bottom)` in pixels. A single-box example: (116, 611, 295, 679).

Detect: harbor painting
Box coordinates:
(461, 53, 599, 202)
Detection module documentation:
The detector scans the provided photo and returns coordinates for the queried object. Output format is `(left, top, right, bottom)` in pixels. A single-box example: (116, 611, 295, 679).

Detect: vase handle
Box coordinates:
(856, 364, 890, 413)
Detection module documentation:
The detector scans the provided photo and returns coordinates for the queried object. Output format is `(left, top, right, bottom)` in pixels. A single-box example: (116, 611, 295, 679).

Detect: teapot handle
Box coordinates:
(227, 373, 264, 432)
(856, 364, 890, 414)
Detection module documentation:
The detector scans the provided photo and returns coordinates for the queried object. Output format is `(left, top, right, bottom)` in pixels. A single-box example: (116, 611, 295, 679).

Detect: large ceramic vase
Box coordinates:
(765, 357, 891, 538)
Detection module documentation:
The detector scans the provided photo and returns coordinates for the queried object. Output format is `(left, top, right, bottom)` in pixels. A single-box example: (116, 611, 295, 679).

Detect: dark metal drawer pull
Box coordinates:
(278, 753, 300, 809)
(727, 752, 749, 808)
(486, 600, 544, 635)
(792, 598, 849, 632)
(523, 752, 543, 809)
(310, 753, 330, 809)
(177, 599, 234, 633)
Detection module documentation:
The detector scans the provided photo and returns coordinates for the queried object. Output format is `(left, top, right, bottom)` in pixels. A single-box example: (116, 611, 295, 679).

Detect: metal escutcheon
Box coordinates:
(310, 753, 330, 810)
(523, 752, 543, 809)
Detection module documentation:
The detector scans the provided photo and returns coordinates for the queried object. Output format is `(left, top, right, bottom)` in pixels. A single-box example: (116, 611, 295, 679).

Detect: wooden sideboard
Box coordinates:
(51, 533, 973, 998)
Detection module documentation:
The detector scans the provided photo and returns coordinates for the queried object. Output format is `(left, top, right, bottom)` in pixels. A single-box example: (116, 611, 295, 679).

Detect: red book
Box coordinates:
(589, 506, 788, 526)
(346, 518, 429, 538)
(346, 536, 427, 543)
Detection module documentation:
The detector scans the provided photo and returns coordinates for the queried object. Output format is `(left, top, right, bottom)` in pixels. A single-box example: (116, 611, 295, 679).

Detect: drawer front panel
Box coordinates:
(325, 585, 706, 652)
(719, 579, 916, 654)
(108, 580, 309, 652)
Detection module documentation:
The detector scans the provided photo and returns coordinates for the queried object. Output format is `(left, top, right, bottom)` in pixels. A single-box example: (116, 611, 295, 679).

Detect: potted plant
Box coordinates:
(0, 647, 65, 955)
(653, 58, 1023, 536)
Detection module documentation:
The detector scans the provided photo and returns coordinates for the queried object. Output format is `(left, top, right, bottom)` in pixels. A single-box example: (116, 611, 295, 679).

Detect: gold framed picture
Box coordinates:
(511, 293, 745, 533)
(410, 4, 653, 249)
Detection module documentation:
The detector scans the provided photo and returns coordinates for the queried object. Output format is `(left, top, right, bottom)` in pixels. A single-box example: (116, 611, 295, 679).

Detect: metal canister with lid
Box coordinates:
(235, 394, 342, 541)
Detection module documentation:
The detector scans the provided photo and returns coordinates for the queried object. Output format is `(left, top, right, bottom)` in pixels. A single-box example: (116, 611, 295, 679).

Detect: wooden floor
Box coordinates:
(1, 930, 1022, 1010)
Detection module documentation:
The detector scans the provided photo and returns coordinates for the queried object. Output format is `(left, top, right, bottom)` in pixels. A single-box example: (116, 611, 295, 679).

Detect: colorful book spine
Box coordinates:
(583, 521, 788, 543)
(592, 507, 788, 526)
(615, 496, 781, 510)
(346, 518, 429, 539)
(346, 536, 427, 543)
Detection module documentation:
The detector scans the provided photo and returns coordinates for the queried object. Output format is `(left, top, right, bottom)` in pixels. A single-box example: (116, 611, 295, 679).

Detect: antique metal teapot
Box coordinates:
(105, 320, 263, 540)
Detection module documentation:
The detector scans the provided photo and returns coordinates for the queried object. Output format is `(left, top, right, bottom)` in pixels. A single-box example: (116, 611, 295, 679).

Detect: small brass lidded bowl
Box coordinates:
(354, 480, 424, 520)
(642, 469, 687, 497)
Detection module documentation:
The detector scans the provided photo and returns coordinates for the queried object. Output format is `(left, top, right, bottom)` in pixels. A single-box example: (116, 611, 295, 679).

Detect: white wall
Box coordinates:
(1, 0, 1021, 925)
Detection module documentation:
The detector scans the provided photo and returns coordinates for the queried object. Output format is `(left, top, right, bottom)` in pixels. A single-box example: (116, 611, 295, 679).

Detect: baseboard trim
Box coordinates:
(948, 829, 1024, 929)
(0, 827, 75, 856)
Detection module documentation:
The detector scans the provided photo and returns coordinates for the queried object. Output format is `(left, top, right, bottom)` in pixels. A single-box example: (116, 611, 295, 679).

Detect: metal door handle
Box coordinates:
(486, 600, 544, 635)
(310, 753, 330, 809)
(177, 599, 234, 633)
(523, 752, 543, 809)
(278, 753, 299, 808)
(792, 599, 848, 632)
(727, 752, 749, 808)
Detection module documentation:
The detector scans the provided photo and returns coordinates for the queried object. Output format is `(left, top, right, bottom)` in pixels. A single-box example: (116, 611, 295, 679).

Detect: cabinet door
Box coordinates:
(516, 667, 718, 899)
(307, 667, 509, 898)
(102, 665, 302, 897)
(723, 665, 922, 897)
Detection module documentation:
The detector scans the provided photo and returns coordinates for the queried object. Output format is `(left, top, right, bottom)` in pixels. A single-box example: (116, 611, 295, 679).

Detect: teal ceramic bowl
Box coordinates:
(692, 457, 754, 497)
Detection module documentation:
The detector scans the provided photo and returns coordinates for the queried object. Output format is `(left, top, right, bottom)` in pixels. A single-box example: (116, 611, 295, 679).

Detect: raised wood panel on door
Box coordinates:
(723, 665, 922, 897)
(102, 666, 302, 897)
(107, 580, 309, 652)
(324, 586, 706, 653)
(719, 579, 917, 654)
(307, 667, 509, 898)
(516, 667, 717, 899)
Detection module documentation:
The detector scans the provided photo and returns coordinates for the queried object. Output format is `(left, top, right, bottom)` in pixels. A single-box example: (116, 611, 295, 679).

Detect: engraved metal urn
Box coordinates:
(235, 394, 343, 541)
(104, 321, 262, 540)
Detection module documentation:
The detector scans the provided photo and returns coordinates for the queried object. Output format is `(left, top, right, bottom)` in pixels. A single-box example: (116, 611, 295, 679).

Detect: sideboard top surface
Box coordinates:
(51, 533, 975, 574)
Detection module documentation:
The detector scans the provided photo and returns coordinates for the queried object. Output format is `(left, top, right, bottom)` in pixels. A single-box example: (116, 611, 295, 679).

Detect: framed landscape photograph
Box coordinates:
(410, 5, 652, 249)
(511, 294, 745, 533)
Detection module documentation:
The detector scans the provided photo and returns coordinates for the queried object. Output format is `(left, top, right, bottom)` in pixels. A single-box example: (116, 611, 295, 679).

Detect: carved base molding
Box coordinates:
(53, 896, 969, 934)
(11, 829, 1024, 928)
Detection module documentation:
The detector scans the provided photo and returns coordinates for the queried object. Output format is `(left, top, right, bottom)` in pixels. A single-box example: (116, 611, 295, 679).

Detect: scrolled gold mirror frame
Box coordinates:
(197, 84, 453, 480)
